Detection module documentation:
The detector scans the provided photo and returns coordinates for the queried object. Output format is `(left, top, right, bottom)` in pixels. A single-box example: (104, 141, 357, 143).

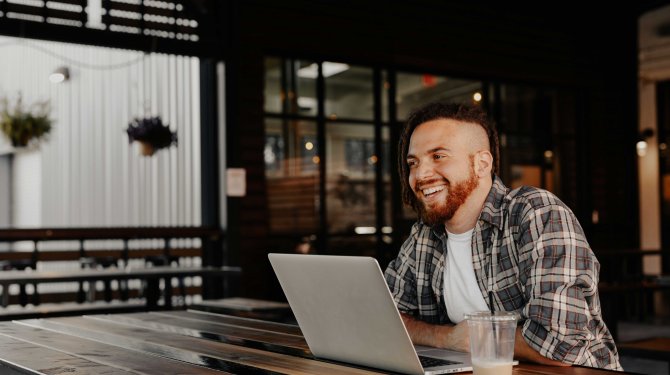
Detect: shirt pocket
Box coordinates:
(495, 278, 526, 311)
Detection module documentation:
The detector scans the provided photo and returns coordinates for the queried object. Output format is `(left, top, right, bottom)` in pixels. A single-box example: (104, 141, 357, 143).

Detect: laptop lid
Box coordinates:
(268, 253, 472, 374)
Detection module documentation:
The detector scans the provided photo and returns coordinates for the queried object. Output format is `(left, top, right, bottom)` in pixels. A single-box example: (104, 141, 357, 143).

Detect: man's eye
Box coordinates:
(407, 160, 417, 168)
(433, 154, 443, 160)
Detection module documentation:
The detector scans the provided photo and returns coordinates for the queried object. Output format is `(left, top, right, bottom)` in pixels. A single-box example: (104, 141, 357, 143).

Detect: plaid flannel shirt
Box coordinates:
(385, 176, 622, 370)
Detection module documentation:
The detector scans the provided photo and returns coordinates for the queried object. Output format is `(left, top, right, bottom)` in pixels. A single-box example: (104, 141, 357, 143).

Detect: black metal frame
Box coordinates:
(0, 0, 222, 57)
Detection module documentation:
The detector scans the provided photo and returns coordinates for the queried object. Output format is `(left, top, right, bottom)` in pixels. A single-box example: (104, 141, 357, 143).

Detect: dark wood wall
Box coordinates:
(223, 1, 646, 299)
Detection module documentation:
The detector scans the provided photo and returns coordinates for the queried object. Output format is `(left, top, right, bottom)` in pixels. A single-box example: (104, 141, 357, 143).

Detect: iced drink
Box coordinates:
(472, 360, 513, 375)
(464, 311, 517, 375)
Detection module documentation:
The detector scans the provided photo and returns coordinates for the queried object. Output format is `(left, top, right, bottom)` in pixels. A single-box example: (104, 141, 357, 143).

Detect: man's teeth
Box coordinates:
(422, 186, 445, 196)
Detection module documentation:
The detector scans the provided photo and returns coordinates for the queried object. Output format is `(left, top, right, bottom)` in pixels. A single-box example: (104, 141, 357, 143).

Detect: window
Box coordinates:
(263, 57, 579, 261)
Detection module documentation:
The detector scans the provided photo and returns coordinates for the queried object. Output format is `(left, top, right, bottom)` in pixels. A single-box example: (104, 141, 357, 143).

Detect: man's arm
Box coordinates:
(514, 328, 570, 366)
(402, 313, 569, 366)
(401, 313, 469, 352)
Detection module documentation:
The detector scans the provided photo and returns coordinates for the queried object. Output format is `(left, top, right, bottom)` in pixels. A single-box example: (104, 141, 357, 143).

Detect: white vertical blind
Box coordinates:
(0, 35, 202, 227)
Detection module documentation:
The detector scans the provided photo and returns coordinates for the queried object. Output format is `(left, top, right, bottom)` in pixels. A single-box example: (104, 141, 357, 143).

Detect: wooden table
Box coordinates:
(0, 266, 241, 308)
(0, 310, 635, 374)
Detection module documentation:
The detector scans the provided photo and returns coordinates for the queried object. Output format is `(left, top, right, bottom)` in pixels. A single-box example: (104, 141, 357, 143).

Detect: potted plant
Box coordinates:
(126, 116, 177, 156)
(0, 94, 53, 148)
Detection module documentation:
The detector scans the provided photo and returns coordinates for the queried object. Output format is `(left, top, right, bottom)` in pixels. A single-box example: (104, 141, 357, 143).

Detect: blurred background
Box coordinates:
(1, 1, 670, 372)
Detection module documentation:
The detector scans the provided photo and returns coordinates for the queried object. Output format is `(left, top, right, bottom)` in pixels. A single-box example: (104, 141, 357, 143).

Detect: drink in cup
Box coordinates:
(464, 311, 517, 375)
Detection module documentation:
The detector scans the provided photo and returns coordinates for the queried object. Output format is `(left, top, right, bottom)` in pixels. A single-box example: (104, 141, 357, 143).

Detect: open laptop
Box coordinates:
(268, 253, 473, 374)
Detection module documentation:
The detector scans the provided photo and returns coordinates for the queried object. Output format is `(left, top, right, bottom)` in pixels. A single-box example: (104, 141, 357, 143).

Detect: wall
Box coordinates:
(0, 155, 10, 228)
(225, 1, 643, 298)
(0, 35, 202, 228)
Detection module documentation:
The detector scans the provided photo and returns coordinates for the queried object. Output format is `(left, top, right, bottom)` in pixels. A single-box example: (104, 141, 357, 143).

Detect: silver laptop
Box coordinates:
(268, 253, 473, 374)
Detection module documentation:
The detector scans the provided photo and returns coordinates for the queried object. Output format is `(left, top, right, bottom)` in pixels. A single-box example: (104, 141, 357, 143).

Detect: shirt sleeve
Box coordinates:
(517, 202, 621, 370)
(384, 224, 420, 316)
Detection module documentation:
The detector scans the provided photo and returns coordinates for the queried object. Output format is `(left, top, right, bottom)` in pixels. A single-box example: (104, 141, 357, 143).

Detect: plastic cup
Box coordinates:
(464, 311, 518, 375)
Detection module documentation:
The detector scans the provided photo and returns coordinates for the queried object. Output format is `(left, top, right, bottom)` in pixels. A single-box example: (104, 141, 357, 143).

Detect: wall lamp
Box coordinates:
(636, 128, 654, 157)
(49, 66, 70, 84)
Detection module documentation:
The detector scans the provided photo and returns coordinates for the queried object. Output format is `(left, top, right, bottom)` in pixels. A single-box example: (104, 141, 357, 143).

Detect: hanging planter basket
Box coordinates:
(0, 94, 52, 148)
(126, 116, 177, 157)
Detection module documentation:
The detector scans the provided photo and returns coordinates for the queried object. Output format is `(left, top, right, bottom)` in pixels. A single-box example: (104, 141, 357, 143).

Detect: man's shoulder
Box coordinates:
(506, 185, 568, 211)
(408, 221, 437, 239)
(401, 221, 443, 252)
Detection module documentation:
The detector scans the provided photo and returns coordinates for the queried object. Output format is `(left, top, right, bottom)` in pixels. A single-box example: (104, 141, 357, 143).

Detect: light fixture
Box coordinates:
(636, 128, 654, 157)
(297, 62, 350, 79)
(49, 66, 70, 83)
(473, 92, 483, 102)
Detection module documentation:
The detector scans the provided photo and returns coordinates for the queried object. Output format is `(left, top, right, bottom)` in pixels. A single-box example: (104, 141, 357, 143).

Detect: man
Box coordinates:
(384, 102, 622, 370)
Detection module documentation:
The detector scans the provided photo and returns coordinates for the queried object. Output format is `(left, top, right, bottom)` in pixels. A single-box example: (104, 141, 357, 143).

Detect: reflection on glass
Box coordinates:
(325, 64, 373, 120)
(264, 58, 317, 116)
(264, 118, 320, 233)
(396, 73, 483, 120)
(498, 84, 558, 192)
(264, 57, 282, 113)
(301, 135, 318, 173)
(264, 134, 284, 172)
(326, 123, 378, 234)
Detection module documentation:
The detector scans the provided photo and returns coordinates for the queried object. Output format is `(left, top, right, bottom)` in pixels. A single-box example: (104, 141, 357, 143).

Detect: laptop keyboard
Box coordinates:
(419, 355, 461, 368)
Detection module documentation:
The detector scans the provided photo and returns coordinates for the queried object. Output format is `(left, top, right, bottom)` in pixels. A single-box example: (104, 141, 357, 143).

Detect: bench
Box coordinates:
(0, 227, 226, 315)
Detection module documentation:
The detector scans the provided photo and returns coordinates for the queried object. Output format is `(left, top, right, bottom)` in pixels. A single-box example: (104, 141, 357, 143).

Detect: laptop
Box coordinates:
(268, 253, 473, 374)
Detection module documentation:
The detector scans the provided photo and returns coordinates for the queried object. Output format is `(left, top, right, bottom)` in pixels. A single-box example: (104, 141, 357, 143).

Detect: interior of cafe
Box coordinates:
(1, 1, 670, 373)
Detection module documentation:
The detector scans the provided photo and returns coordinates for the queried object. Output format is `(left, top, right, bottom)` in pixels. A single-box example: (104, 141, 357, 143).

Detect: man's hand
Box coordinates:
(400, 313, 470, 352)
(514, 328, 570, 366)
(401, 313, 571, 366)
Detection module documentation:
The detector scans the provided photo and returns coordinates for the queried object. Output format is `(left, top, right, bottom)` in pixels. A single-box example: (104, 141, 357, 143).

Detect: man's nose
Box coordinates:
(416, 162, 434, 179)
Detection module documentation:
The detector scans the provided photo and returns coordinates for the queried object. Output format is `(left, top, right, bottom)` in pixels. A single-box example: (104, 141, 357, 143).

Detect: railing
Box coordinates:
(0, 227, 225, 311)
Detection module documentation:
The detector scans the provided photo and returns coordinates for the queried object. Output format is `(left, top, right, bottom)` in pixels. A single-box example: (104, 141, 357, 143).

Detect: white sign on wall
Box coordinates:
(226, 168, 246, 197)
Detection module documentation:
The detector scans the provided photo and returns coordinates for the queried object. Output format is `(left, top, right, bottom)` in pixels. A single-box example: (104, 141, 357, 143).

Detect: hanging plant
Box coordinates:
(126, 116, 177, 156)
(0, 94, 53, 148)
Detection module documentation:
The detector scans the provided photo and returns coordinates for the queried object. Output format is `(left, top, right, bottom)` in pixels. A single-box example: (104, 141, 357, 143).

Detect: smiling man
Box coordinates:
(384, 102, 622, 370)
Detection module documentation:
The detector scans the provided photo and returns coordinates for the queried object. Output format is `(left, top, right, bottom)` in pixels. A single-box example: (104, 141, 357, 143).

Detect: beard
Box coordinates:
(416, 167, 479, 226)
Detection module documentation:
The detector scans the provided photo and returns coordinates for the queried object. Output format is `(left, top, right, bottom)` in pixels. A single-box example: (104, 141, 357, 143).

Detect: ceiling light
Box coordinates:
(49, 66, 70, 83)
(637, 128, 654, 157)
(297, 62, 350, 79)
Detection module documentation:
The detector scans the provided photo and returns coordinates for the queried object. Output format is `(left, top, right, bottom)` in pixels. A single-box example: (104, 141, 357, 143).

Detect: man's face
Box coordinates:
(406, 119, 480, 226)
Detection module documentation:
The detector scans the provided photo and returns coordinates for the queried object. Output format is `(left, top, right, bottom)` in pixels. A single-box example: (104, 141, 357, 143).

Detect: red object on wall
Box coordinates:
(422, 74, 436, 87)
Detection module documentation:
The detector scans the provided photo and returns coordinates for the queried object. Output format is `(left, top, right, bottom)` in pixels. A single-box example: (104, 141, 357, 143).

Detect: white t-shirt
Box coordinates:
(443, 228, 489, 323)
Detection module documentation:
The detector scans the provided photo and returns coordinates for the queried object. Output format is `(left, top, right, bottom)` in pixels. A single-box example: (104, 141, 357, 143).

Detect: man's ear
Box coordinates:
(474, 150, 493, 178)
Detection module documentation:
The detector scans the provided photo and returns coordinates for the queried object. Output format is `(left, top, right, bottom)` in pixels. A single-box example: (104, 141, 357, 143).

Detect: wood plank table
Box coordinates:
(0, 266, 241, 308)
(0, 310, 637, 374)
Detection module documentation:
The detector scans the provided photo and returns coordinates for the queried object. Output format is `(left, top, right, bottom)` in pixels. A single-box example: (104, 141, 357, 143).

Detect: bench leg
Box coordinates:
(87, 281, 96, 302)
(19, 284, 27, 307)
(145, 278, 159, 309)
(103, 280, 112, 302)
(77, 281, 86, 303)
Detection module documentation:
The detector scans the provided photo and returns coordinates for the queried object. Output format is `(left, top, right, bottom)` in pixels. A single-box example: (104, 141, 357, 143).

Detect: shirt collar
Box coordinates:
(478, 174, 509, 230)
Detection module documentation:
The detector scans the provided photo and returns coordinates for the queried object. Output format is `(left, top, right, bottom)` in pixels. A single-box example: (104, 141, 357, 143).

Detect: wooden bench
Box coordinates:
(0, 227, 226, 314)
